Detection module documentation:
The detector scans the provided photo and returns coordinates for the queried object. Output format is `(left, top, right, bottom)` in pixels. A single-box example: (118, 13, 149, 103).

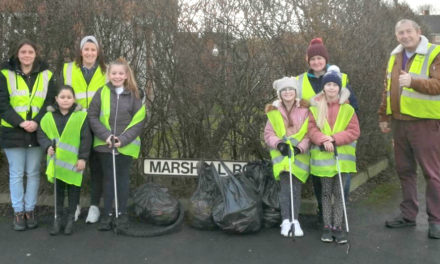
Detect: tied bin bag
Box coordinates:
(188, 162, 220, 230)
(212, 161, 262, 234)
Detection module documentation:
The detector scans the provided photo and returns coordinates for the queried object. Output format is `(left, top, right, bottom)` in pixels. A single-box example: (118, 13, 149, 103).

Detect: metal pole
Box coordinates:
(112, 94, 120, 220)
(288, 148, 295, 240)
(334, 146, 349, 233)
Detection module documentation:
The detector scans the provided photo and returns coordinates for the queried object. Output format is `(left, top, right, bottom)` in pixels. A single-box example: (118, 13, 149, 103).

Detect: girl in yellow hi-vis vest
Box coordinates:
(37, 85, 92, 235)
(88, 58, 146, 231)
(308, 66, 360, 244)
(264, 77, 310, 237)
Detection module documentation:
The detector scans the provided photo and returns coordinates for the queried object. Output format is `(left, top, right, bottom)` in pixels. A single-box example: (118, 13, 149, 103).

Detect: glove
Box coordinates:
(277, 142, 290, 157)
(293, 146, 300, 156)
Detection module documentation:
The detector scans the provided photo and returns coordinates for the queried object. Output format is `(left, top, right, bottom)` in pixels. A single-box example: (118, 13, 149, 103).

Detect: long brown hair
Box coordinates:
(11, 39, 41, 68)
(74, 39, 106, 74)
(108, 57, 139, 99)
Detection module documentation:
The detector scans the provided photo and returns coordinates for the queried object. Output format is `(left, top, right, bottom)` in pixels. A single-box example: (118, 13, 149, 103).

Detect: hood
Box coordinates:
(309, 87, 351, 107)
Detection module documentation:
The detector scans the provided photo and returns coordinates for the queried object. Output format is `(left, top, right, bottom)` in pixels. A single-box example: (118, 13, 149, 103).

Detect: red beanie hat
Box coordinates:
(307, 38, 329, 63)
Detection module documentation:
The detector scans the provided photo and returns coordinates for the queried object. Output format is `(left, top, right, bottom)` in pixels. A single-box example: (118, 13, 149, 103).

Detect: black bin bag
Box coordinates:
(132, 183, 179, 226)
(188, 162, 220, 230)
(262, 174, 281, 228)
(243, 160, 280, 228)
(212, 162, 262, 234)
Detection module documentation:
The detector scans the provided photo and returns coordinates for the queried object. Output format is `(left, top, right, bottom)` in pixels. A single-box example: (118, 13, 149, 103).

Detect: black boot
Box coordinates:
(50, 218, 62, 236)
(64, 215, 75, 235)
(13, 212, 26, 231)
(115, 214, 129, 230)
(98, 214, 113, 231)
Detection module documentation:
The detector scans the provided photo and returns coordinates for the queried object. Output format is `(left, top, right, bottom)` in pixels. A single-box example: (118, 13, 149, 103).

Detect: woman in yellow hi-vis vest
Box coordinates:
(88, 58, 145, 231)
(308, 66, 360, 244)
(37, 85, 92, 235)
(60, 36, 107, 224)
(0, 39, 56, 231)
(264, 77, 310, 237)
(296, 38, 359, 224)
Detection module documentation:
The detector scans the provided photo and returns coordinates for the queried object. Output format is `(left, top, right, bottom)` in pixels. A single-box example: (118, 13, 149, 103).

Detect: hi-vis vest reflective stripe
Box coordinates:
(93, 85, 146, 158)
(0, 69, 52, 127)
(296, 72, 348, 101)
(40, 111, 87, 187)
(63, 62, 107, 111)
(267, 109, 310, 182)
(309, 105, 357, 177)
(386, 43, 440, 119)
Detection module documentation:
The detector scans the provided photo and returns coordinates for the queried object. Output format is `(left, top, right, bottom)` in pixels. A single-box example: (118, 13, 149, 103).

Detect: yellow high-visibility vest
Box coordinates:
(40, 111, 87, 187)
(385, 43, 440, 119)
(266, 109, 310, 182)
(296, 72, 348, 101)
(309, 104, 357, 177)
(63, 62, 107, 111)
(0, 69, 52, 127)
(93, 85, 146, 158)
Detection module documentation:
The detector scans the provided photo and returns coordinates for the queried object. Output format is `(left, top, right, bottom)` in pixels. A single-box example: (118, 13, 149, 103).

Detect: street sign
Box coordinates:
(143, 159, 247, 176)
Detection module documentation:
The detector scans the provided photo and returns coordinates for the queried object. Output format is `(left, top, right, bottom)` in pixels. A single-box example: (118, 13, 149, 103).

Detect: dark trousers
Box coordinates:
(97, 152, 132, 215)
(279, 171, 302, 221)
(89, 150, 104, 206)
(392, 119, 440, 224)
(55, 179, 81, 216)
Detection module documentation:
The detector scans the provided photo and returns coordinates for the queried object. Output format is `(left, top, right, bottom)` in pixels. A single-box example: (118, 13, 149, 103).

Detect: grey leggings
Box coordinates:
(279, 171, 302, 221)
(321, 174, 347, 228)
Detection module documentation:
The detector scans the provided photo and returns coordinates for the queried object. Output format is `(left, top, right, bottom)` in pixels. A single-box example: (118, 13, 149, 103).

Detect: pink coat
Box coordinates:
(264, 100, 310, 153)
(307, 93, 360, 146)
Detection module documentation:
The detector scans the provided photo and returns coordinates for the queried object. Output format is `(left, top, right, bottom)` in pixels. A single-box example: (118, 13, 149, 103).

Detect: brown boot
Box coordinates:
(13, 212, 26, 231)
(25, 211, 38, 229)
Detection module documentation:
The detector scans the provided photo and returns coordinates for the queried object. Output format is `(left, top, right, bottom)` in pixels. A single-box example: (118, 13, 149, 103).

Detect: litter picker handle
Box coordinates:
(52, 139, 56, 152)
(333, 142, 338, 157)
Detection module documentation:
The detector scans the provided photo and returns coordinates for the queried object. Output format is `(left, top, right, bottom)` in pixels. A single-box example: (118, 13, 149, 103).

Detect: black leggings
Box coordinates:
(97, 152, 132, 215)
(55, 179, 81, 216)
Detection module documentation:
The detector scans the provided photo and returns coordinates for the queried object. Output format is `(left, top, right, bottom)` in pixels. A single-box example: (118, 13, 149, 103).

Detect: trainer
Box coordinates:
(378, 19, 440, 239)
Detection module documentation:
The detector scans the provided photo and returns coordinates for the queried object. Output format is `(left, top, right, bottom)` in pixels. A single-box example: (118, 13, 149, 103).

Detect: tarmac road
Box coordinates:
(0, 173, 438, 264)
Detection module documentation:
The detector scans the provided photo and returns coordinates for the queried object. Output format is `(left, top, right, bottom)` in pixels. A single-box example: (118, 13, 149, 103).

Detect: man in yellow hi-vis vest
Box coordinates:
(378, 19, 440, 239)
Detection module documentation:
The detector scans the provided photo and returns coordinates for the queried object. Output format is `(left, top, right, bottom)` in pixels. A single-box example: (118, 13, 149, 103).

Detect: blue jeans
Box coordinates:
(4, 147, 43, 212)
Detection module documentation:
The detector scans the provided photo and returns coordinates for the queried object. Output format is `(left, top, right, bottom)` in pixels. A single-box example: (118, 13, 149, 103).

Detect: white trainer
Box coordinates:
(74, 205, 81, 222)
(85, 205, 100, 223)
(280, 219, 292, 237)
(293, 220, 304, 237)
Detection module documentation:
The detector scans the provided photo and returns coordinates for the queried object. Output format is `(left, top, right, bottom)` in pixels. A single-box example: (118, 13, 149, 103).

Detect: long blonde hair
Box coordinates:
(108, 57, 140, 99)
(316, 95, 328, 130)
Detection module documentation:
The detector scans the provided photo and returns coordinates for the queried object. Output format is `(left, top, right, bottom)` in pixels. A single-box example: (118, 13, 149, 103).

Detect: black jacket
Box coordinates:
(37, 103, 92, 160)
(0, 57, 57, 148)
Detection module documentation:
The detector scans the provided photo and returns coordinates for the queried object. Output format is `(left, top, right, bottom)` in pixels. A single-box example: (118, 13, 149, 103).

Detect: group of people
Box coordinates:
(264, 18, 440, 244)
(0, 18, 439, 243)
(264, 39, 359, 244)
(0, 36, 145, 235)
